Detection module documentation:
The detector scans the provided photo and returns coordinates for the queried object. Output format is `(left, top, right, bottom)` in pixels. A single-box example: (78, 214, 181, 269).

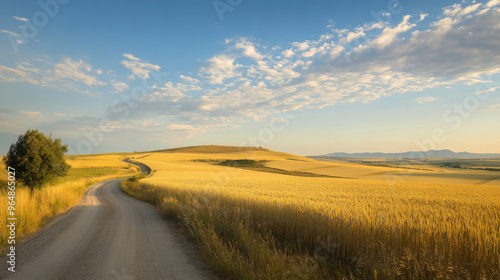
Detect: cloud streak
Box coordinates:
(12, 16, 28, 22)
(0, 57, 118, 96)
(51, 57, 106, 87)
(413, 97, 437, 104)
(121, 54, 161, 79)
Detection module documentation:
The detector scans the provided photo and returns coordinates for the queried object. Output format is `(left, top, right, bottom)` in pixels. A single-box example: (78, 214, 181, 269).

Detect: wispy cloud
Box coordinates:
(199, 54, 241, 85)
(0, 57, 112, 95)
(12, 16, 28, 22)
(370, 15, 416, 49)
(180, 75, 199, 84)
(413, 97, 437, 104)
(0, 65, 39, 84)
(482, 103, 500, 111)
(167, 124, 197, 130)
(112, 81, 129, 93)
(1, 30, 21, 37)
(1, 30, 27, 45)
(51, 57, 106, 87)
(20, 111, 44, 118)
(474, 86, 500, 95)
(121, 54, 160, 79)
(281, 49, 295, 58)
(123, 53, 140, 61)
(232, 37, 265, 60)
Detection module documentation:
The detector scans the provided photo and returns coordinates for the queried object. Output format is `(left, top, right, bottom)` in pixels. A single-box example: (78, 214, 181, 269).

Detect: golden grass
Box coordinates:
(130, 148, 311, 165)
(124, 147, 500, 279)
(268, 158, 500, 186)
(0, 154, 137, 251)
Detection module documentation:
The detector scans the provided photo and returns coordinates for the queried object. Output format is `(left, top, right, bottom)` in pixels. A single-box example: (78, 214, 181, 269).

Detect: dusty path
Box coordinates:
(0, 163, 219, 280)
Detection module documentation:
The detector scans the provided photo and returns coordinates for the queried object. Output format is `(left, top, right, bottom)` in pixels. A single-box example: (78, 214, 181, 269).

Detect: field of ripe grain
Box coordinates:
(0, 154, 137, 251)
(124, 146, 500, 279)
(268, 158, 500, 186)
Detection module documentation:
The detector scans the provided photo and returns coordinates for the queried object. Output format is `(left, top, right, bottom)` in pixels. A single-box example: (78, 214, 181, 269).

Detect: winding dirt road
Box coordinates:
(0, 162, 218, 280)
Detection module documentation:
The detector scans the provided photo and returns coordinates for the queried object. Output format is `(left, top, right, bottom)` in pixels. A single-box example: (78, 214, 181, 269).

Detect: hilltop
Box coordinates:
(148, 145, 269, 154)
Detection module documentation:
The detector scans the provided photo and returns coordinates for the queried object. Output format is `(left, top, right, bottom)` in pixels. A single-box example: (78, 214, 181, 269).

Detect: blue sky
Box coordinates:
(1, 0, 499, 156)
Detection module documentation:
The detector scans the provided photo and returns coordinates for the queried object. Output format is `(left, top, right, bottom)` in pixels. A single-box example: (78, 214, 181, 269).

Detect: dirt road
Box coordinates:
(0, 163, 218, 280)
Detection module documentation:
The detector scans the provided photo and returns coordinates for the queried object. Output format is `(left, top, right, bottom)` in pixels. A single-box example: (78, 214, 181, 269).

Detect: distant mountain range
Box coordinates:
(319, 149, 500, 158)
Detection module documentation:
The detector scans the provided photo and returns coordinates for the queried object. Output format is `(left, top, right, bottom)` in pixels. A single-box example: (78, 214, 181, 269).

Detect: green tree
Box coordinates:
(3, 129, 70, 191)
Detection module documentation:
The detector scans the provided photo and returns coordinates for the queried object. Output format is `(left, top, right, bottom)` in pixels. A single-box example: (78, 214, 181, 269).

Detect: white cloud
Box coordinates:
(302, 47, 320, 58)
(121, 54, 160, 79)
(443, 3, 482, 17)
(180, 75, 200, 84)
(1, 30, 21, 37)
(167, 124, 195, 130)
(282, 49, 295, 58)
(371, 15, 416, 48)
(482, 103, 500, 111)
(127, 120, 164, 128)
(342, 29, 366, 43)
(293, 41, 310, 51)
(20, 111, 44, 118)
(17, 62, 40, 74)
(0, 65, 30, 82)
(123, 53, 140, 61)
(200, 55, 241, 84)
(413, 96, 437, 104)
(486, 0, 500, 8)
(234, 38, 264, 60)
(330, 46, 345, 59)
(474, 86, 500, 95)
(1, 30, 27, 45)
(112, 81, 129, 93)
(366, 22, 384, 30)
(147, 81, 191, 102)
(52, 57, 106, 87)
(12, 16, 28, 22)
(166, 124, 208, 139)
(0, 57, 114, 95)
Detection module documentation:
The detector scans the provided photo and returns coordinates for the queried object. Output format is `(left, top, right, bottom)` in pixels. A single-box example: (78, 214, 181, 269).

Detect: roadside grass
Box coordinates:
(122, 149, 500, 280)
(121, 177, 329, 279)
(0, 155, 137, 252)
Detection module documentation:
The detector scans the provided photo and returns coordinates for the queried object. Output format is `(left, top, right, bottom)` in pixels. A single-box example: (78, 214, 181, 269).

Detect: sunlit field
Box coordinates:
(269, 157, 500, 186)
(122, 146, 500, 279)
(0, 154, 137, 251)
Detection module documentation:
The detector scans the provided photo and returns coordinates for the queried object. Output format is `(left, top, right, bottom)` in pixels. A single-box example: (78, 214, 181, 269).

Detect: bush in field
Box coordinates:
(219, 159, 265, 167)
(3, 129, 70, 191)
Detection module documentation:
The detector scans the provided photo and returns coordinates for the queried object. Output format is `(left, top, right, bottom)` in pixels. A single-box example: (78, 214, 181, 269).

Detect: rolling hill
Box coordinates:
(320, 149, 500, 158)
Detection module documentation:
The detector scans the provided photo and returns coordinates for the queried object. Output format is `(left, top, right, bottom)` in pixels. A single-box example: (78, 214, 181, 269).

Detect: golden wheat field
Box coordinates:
(267, 157, 500, 186)
(122, 145, 500, 279)
(0, 154, 137, 251)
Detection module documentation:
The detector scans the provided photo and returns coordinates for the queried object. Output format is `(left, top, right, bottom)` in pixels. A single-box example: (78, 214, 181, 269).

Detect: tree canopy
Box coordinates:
(3, 129, 70, 191)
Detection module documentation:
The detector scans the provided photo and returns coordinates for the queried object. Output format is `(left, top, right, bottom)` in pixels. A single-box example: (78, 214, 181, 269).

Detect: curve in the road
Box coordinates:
(122, 159, 152, 176)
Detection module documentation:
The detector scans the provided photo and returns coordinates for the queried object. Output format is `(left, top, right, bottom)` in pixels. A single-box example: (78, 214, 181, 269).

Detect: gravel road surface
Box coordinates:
(0, 163, 218, 280)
